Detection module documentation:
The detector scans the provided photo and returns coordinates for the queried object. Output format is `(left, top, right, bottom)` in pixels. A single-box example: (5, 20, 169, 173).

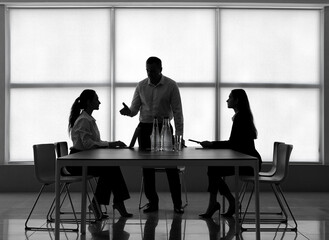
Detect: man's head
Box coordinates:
(146, 56, 162, 83)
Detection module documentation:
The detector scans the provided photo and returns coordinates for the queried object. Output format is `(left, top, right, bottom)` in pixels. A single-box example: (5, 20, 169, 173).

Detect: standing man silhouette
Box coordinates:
(120, 56, 184, 214)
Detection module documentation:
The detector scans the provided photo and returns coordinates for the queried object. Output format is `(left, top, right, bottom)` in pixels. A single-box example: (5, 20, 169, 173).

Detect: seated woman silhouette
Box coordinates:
(67, 89, 132, 219)
(199, 89, 262, 218)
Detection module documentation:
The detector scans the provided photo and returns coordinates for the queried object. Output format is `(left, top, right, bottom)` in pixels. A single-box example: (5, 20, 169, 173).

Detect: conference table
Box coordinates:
(55, 147, 260, 240)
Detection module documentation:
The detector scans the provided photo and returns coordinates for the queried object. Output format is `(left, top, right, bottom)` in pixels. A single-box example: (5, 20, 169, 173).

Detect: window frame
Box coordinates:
(4, 5, 325, 165)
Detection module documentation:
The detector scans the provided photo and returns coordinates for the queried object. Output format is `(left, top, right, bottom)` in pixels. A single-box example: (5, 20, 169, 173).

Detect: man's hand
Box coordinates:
(120, 102, 131, 116)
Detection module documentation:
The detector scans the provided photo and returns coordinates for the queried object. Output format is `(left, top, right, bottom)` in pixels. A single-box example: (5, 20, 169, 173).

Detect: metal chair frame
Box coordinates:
(53, 142, 107, 218)
(25, 144, 81, 232)
(239, 143, 298, 232)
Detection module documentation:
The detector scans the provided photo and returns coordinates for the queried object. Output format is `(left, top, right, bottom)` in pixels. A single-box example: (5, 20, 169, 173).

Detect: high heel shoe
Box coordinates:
(199, 202, 221, 218)
(88, 202, 107, 221)
(113, 202, 133, 218)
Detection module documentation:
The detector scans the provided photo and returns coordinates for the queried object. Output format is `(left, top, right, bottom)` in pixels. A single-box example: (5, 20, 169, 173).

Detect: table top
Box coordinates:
(57, 147, 258, 167)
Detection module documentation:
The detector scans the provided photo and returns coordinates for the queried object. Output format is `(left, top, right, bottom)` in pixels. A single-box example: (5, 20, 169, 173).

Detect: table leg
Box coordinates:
(254, 163, 260, 240)
(234, 166, 240, 235)
(81, 166, 87, 235)
(55, 164, 61, 240)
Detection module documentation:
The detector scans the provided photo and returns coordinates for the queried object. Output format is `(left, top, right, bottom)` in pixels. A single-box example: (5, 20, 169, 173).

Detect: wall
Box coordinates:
(0, 164, 328, 192)
(0, 2, 328, 193)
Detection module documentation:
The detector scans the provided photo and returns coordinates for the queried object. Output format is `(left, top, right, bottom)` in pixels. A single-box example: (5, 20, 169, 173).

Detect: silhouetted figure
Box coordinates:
(169, 214, 183, 240)
(68, 89, 132, 219)
(199, 89, 262, 218)
(142, 213, 183, 240)
(112, 217, 130, 240)
(201, 217, 235, 240)
(88, 217, 130, 240)
(202, 218, 221, 240)
(120, 57, 184, 214)
(143, 212, 159, 240)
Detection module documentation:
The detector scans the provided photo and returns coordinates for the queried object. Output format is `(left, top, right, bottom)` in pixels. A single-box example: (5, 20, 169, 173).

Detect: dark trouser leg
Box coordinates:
(166, 168, 182, 207)
(67, 166, 130, 205)
(106, 166, 130, 204)
(138, 122, 159, 205)
(207, 166, 254, 203)
(143, 168, 159, 205)
(207, 166, 234, 199)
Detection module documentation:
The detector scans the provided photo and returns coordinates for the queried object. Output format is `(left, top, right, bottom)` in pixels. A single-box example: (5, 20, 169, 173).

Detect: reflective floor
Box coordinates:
(1, 192, 328, 240)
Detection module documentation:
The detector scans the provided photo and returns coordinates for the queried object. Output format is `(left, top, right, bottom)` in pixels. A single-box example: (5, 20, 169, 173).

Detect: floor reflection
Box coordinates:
(1, 192, 328, 239)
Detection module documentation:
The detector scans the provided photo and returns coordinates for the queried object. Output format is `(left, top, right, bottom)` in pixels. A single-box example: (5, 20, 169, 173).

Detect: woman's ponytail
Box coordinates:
(68, 89, 96, 134)
(68, 97, 82, 134)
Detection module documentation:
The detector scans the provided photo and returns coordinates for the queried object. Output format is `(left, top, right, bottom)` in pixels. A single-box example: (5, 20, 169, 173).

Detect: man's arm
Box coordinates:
(119, 86, 141, 117)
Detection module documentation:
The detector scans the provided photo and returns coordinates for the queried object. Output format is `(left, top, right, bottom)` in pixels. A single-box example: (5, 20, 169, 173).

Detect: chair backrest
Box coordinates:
(33, 144, 56, 184)
(265, 141, 285, 175)
(55, 141, 69, 157)
(274, 143, 293, 182)
(129, 125, 141, 148)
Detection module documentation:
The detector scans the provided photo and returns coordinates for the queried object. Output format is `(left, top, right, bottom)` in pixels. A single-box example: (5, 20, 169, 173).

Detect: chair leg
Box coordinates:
(47, 184, 68, 222)
(25, 183, 79, 232)
(240, 183, 255, 225)
(275, 185, 298, 231)
(25, 184, 47, 230)
(271, 184, 288, 218)
(240, 182, 298, 232)
(48, 180, 98, 223)
(63, 184, 79, 229)
(180, 171, 188, 208)
(139, 175, 147, 209)
(238, 181, 249, 217)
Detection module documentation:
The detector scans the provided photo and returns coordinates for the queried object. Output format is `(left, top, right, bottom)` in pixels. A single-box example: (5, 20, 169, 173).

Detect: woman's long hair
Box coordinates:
(231, 89, 258, 139)
(68, 89, 96, 134)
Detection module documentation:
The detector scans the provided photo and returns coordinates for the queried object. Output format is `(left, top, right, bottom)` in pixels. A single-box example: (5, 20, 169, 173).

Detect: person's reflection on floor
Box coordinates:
(112, 217, 130, 240)
(143, 212, 159, 240)
(88, 217, 130, 240)
(222, 217, 235, 240)
(88, 220, 108, 239)
(201, 218, 221, 240)
(169, 214, 183, 240)
(202, 216, 235, 240)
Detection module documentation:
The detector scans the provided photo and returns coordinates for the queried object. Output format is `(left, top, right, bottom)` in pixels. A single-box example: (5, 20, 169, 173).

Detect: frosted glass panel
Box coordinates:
(220, 88, 319, 162)
(10, 9, 111, 84)
(115, 87, 216, 147)
(114, 87, 141, 146)
(220, 9, 320, 84)
(10, 88, 110, 161)
(115, 9, 216, 83)
(180, 88, 216, 145)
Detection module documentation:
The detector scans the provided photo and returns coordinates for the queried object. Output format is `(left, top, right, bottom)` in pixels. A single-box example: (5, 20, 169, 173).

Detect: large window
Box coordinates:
(9, 8, 112, 161)
(8, 7, 321, 162)
(219, 9, 321, 162)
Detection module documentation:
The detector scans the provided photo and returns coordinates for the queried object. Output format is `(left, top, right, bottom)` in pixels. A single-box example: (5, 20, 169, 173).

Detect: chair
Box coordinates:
(260, 142, 284, 177)
(25, 144, 80, 232)
(239, 142, 284, 205)
(222, 142, 285, 215)
(54, 141, 106, 217)
(239, 143, 298, 231)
